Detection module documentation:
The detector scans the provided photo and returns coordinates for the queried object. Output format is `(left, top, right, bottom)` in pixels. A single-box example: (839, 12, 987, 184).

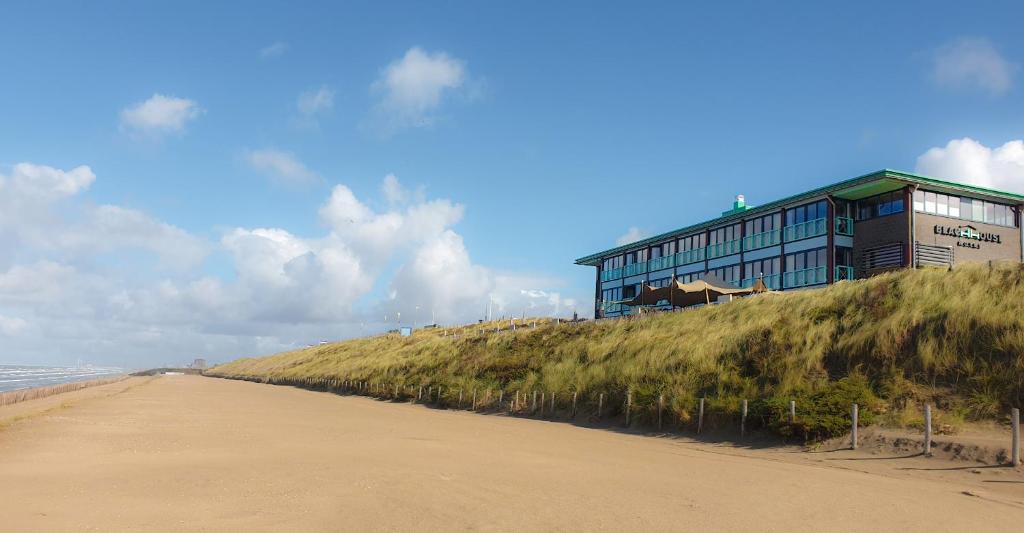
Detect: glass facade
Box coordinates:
(913, 189, 1017, 227)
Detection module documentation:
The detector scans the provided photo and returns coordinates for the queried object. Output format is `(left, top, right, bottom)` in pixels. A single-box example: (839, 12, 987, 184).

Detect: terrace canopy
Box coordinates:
(617, 274, 770, 308)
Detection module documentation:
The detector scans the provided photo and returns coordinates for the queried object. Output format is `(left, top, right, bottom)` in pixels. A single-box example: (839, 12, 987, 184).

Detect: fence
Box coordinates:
(0, 375, 129, 407)
(211, 374, 1024, 466)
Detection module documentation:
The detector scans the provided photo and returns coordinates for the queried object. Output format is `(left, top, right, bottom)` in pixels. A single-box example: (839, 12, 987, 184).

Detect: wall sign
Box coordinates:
(934, 224, 1001, 249)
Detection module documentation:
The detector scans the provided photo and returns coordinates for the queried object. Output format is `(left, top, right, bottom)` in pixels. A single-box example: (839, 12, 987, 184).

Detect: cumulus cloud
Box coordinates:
(244, 148, 320, 186)
(615, 227, 648, 246)
(120, 94, 202, 138)
(933, 38, 1016, 95)
(369, 47, 468, 133)
(0, 165, 580, 367)
(915, 137, 1024, 193)
(260, 41, 288, 59)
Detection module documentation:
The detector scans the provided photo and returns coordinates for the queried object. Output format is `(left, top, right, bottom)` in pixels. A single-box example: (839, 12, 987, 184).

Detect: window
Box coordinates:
(913, 189, 925, 211)
(785, 248, 827, 272)
(625, 249, 648, 264)
(856, 191, 905, 221)
(835, 246, 853, 267)
(744, 257, 780, 280)
(786, 200, 828, 226)
(744, 213, 781, 235)
(602, 255, 623, 271)
(601, 287, 622, 303)
(650, 277, 673, 288)
(709, 223, 740, 245)
(678, 233, 706, 251)
(924, 191, 936, 214)
(948, 196, 960, 218)
(650, 246, 662, 259)
(936, 194, 948, 216)
(914, 190, 1017, 227)
(708, 264, 740, 283)
(622, 283, 641, 299)
(679, 271, 704, 283)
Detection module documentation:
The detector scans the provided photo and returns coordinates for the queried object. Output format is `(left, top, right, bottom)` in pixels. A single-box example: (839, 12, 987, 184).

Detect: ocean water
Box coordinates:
(0, 365, 125, 393)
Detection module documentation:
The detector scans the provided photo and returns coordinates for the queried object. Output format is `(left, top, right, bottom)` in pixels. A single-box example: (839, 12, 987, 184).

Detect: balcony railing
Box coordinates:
(648, 255, 675, 272)
(600, 302, 623, 314)
(835, 216, 854, 236)
(783, 266, 827, 288)
(600, 267, 623, 282)
(835, 265, 855, 281)
(742, 229, 781, 251)
(783, 218, 827, 242)
(706, 239, 741, 259)
(740, 273, 781, 290)
(675, 247, 706, 265)
(623, 262, 648, 277)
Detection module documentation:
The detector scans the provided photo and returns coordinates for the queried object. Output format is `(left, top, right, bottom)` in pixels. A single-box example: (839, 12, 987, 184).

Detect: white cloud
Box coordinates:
(369, 47, 468, 133)
(0, 166, 582, 367)
(0, 314, 28, 336)
(297, 86, 335, 116)
(120, 94, 201, 138)
(915, 137, 1024, 193)
(933, 38, 1016, 95)
(244, 148, 320, 186)
(615, 227, 648, 246)
(260, 41, 288, 59)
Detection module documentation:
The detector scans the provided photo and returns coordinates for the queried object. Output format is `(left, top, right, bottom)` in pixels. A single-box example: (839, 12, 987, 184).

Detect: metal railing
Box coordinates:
(675, 247, 706, 265)
(783, 266, 827, 288)
(834, 265, 855, 281)
(835, 217, 854, 236)
(742, 229, 781, 251)
(783, 218, 827, 242)
(706, 239, 741, 259)
(600, 268, 623, 282)
(740, 274, 781, 290)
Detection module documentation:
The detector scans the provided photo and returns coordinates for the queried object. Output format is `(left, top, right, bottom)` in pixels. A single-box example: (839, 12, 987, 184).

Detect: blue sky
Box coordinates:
(1, 1, 1022, 366)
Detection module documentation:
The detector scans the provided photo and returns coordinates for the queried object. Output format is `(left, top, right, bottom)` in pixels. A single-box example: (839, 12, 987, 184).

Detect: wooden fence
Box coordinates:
(0, 375, 129, 407)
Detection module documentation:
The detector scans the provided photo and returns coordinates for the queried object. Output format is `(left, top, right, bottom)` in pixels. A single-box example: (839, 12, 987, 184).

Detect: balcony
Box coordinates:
(835, 216, 854, 236)
(706, 239, 741, 259)
(835, 265, 855, 281)
(742, 229, 781, 251)
(600, 267, 623, 282)
(623, 262, 648, 277)
(783, 217, 827, 242)
(601, 302, 623, 314)
(740, 274, 781, 290)
(783, 266, 827, 288)
(648, 255, 675, 272)
(675, 247, 706, 265)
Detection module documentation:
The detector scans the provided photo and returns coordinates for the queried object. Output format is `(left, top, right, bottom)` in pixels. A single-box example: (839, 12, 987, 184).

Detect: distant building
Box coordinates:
(576, 169, 1024, 318)
(191, 358, 207, 370)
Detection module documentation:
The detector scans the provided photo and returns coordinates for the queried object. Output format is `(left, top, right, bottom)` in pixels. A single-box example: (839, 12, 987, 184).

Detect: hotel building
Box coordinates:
(575, 170, 1024, 318)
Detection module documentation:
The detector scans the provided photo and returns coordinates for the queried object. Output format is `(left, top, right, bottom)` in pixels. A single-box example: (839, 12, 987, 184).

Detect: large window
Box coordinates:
(625, 249, 648, 264)
(785, 200, 828, 226)
(622, 283, 641, 299)
(856, 191, 904, 221)
(708, 264, 741, 283)
(601, 287, 621, 303)
(914, 189, 1017, 227)
(679, 271, 704, 283)
(744, 212, 781, 235)
(650, 277, 673, 288)
(744, 257, 780, 280)
(602, 255, 623, 271)
(650, 240, 675, 258)
(785, 247, 827, 273)
(678, 233, 706, 251)
(709, 223, 741, 245)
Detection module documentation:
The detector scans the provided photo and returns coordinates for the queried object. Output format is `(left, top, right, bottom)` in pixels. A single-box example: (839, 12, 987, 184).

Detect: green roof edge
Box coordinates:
(574, 168, 1024, 266)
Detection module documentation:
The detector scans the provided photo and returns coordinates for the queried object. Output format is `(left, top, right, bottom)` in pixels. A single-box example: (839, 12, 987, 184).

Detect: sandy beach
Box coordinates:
(0, 375, 1022, 531)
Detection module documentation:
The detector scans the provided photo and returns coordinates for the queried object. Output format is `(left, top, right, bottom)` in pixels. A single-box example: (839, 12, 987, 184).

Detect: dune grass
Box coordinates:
(208, 263, 1024, 440)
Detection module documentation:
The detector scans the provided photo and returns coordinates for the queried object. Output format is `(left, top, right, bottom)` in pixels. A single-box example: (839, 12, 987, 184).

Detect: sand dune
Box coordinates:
(0, 375, 1021, 532)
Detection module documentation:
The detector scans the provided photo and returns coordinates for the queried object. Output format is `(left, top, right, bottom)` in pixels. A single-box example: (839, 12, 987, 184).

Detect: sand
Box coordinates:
(0, 375, 1022, 532)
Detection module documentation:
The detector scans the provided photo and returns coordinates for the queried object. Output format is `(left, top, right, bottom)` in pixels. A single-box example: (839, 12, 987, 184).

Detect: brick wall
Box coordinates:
(913, 212, 1022, 265)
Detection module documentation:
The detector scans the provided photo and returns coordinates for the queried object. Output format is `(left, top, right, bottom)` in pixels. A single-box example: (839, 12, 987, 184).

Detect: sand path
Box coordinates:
(0, 375, 1022, 531)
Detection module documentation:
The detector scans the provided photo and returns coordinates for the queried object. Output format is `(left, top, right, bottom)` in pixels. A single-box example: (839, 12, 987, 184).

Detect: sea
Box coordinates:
(0, 365, 125, 393)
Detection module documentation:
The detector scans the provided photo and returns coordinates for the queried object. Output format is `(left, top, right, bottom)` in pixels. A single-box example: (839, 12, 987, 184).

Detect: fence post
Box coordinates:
(625, 388, 632, 427)
(532, 390, 538, 412)
(658, 394, 664, 430)
(598, 393, 604, 419)
(789, 400, 796, 424)
(540, 392, 546, 417)
(472, 389, 477, 410)
(1013, 408, 1021, 467)
(741, 399, 748, 437)
(514, 390, 519, 412)
(698, 397, 705, 434)
(924, 404, 932, 456)
(851, 403, 859, 450)
(572, 392, 578, 418)
(499, 390, 504, 408)
(459, 389, 463, 408)
(419, 386, 423, 401)
(550, 392, 555, 416)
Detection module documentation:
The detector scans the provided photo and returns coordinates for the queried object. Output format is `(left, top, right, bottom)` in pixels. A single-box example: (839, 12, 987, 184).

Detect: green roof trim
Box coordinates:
(574, 169, 1024, 266)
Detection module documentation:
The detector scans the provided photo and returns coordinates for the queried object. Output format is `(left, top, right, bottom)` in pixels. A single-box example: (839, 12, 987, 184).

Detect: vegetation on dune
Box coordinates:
(208, 263, 1024, 441)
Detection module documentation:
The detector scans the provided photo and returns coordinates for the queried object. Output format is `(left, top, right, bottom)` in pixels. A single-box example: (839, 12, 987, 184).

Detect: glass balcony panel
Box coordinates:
(835, 217, 854, 236)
